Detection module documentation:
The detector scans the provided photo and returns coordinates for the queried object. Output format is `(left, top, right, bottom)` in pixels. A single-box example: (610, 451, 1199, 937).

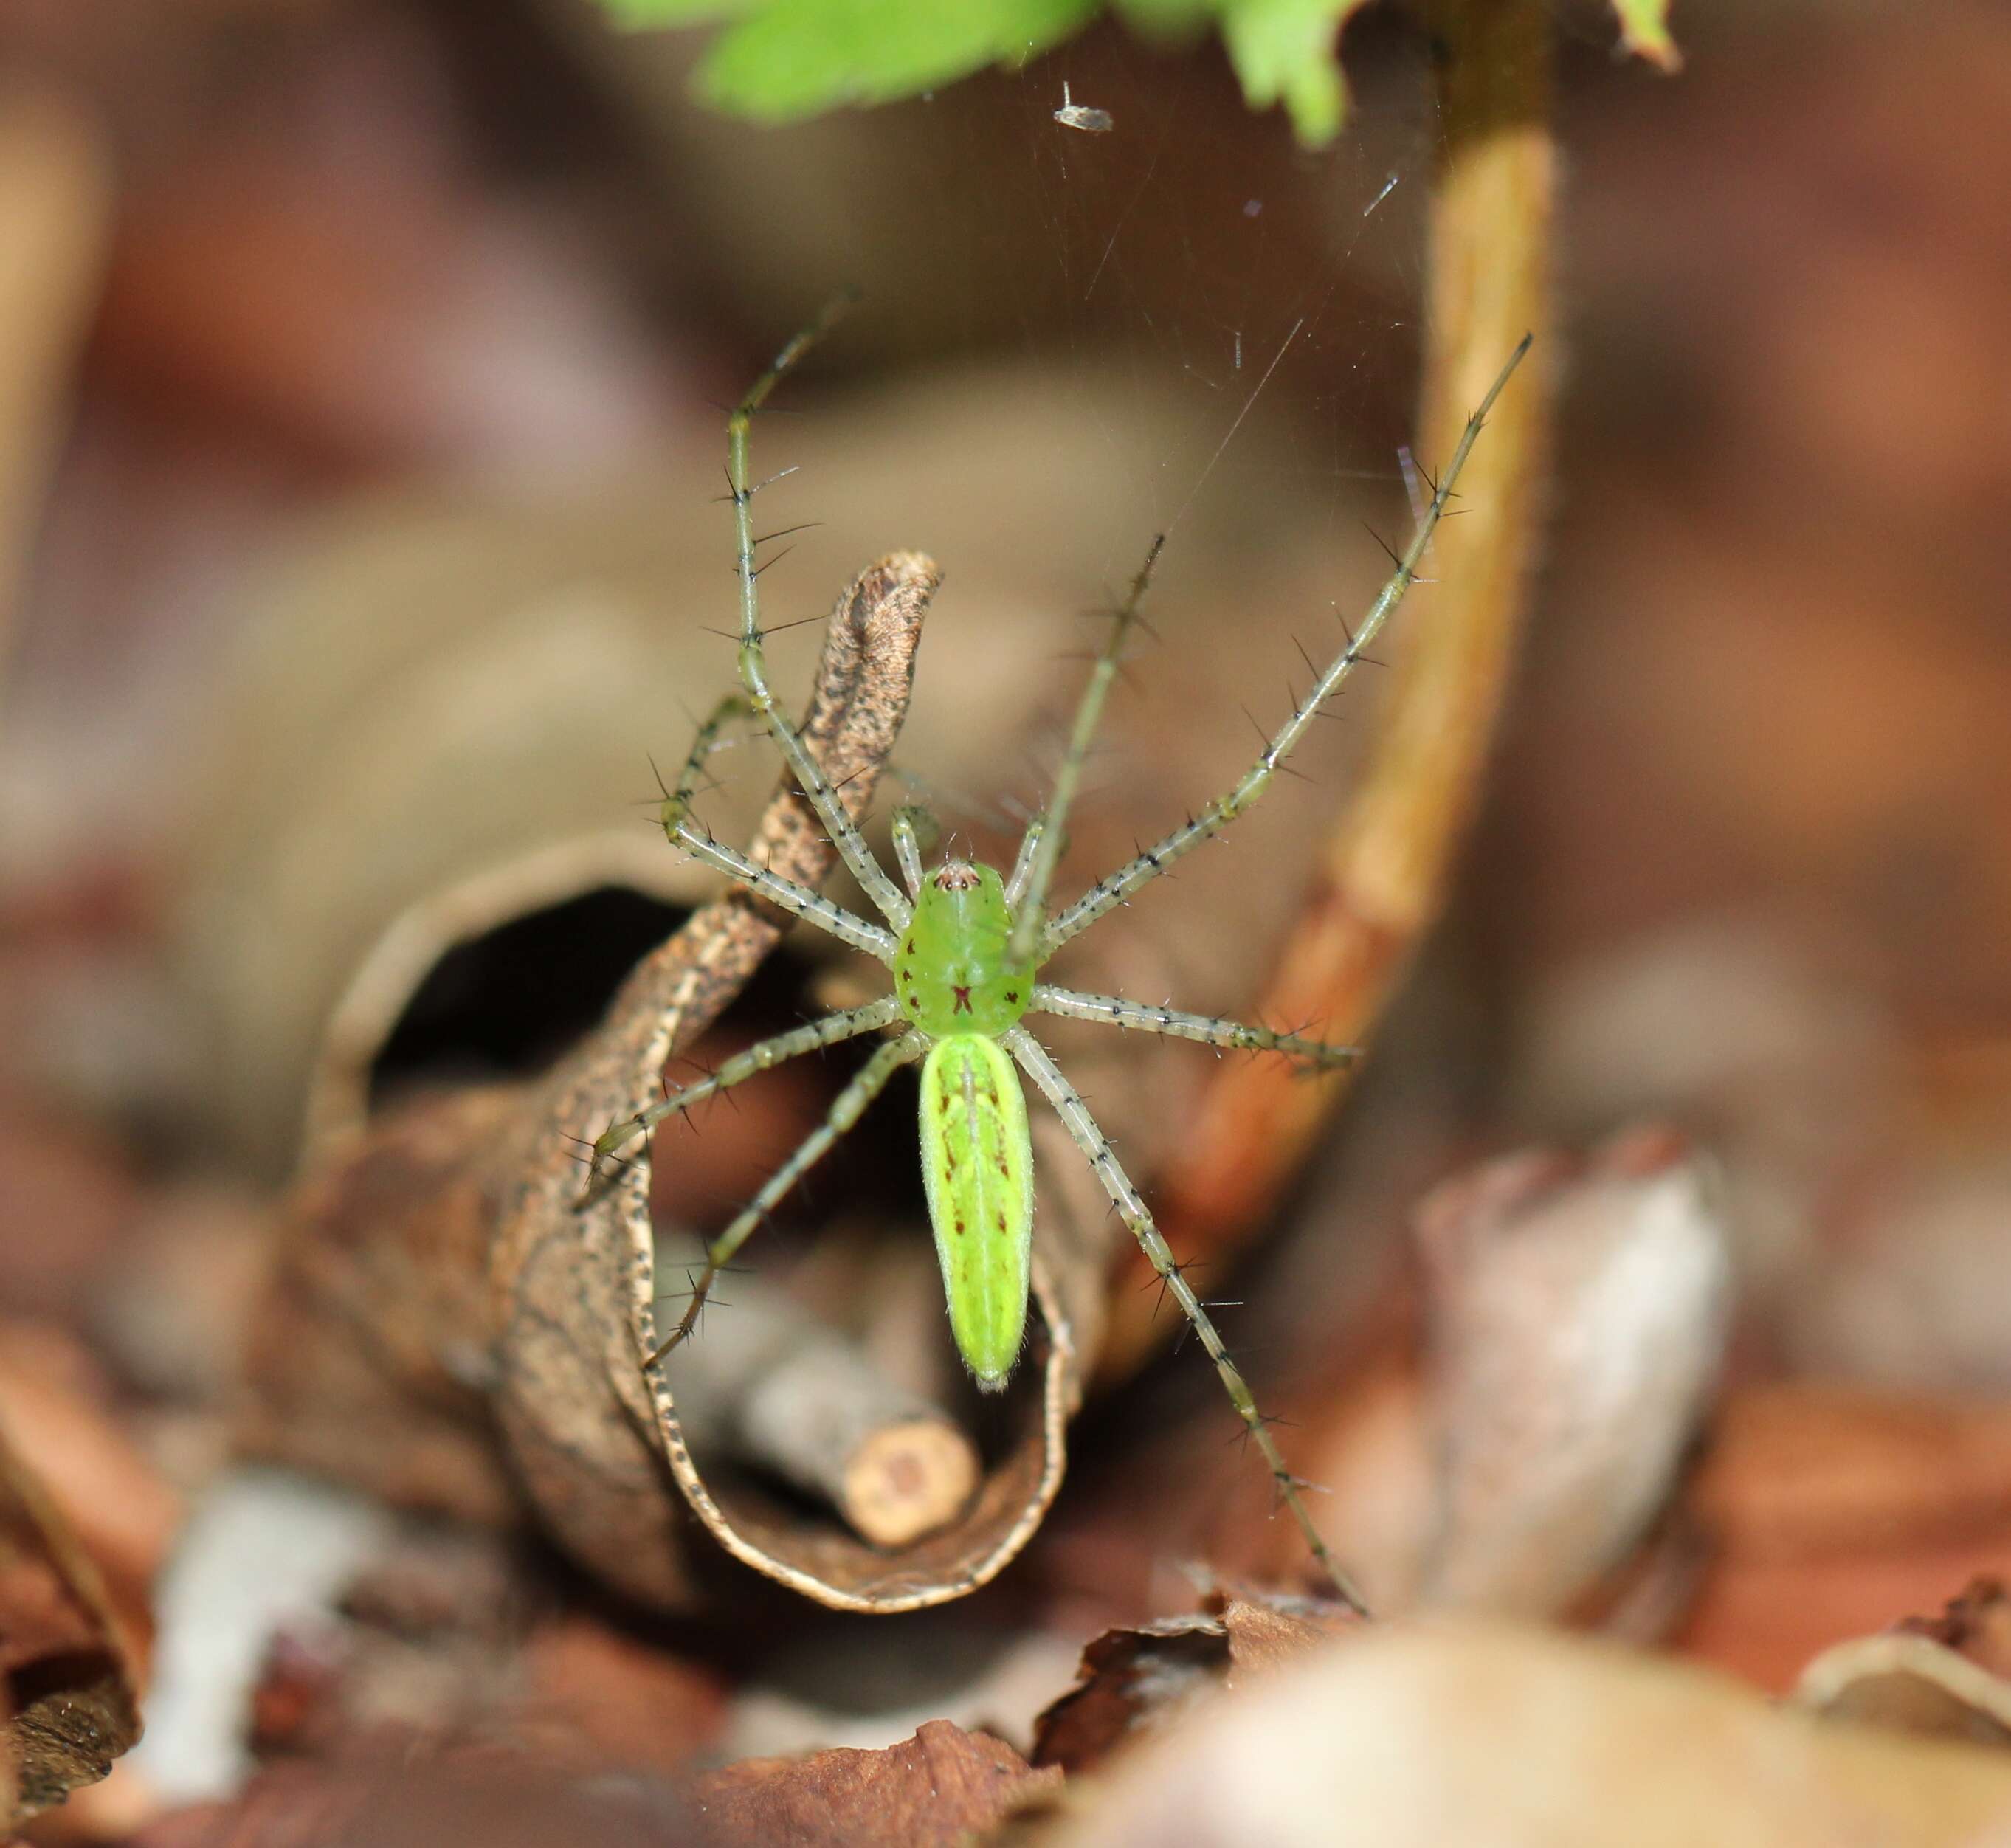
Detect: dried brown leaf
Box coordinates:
(688, 1718, 1059, 1848)
(0, 1407, 142, 1821)
(1794, 1580, 2011, 1751)
(1411, 1126, 1731, 1616)
(1032, 1586, 1361, 1773)
(1031, 1618, 1228, 1775)
(1680, 1385, 2011, 1689)
(1209, 1587, 1364, 1675)
(1798, 1630, 2011, 1750)
(1080, 1130, 1727, 1625)
(517, 1613, 726, 1777)
(0, 85, 111, 668)
(131, 1752, 688, 1848)
(0, 1321, 182, 1650)
(1694, 1385, 2011, 1558)
(1029, 1622, 2011, 1848)
(1900, 1576, 2011, 1678)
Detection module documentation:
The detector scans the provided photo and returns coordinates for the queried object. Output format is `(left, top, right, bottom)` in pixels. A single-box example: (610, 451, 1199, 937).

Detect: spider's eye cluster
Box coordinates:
(931, 862, 982, 893)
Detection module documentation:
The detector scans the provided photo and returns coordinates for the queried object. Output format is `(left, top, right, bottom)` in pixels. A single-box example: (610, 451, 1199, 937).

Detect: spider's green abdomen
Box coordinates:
(894, 861, 1036, 1036)
(918, 1032, 1035, 1390)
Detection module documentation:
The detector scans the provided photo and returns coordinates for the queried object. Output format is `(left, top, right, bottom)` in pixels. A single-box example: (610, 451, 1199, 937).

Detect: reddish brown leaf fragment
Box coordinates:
(688, 1718, 1058, 1848)
(1032, 1619, 1228, 1773)
(0, 1412, 142, 1821)
(1209, 1587, 1365, 1677)
(1033, 1586, 1362, 1773)
(1900, 1578, 2011, 1678)
(1796, 1578, 2011, 1749)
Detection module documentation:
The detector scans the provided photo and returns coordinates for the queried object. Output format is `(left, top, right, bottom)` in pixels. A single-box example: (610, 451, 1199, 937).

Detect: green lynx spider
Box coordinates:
(591, 320, 1529, 1610)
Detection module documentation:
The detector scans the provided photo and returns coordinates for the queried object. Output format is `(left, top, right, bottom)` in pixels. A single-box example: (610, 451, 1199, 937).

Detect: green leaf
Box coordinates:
(1610, 0, 1682, 72)
(592, 0, 1400, 148)
(600, 0, 753, 27)
(1111, 0, 1367, 145)
(1109, 0, 1216, 28)
(1217, 0, 1370, 146)
(691, 0, 1101, 122)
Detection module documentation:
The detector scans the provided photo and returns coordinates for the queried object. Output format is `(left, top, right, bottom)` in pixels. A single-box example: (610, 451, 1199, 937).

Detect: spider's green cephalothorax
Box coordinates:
(588, 311, 1529, 1610)
(894, 861, 1037, 1035)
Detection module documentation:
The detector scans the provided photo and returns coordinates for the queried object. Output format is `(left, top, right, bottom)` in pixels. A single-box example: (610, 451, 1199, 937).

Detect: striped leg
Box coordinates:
(658, 692, 755, 832)
(1043, 337, 1531, 956)
(1006, 1025, 1368, 1613)
(588, 996, 903, 1183)
(646, 1031, 925, 1364)
(668, 821, 896, 962)
(1004, 537, 1162, 965)
(727, 308, 914, 931)
(1029, 985, 1357, 1069)
(652, 687, 897, 960)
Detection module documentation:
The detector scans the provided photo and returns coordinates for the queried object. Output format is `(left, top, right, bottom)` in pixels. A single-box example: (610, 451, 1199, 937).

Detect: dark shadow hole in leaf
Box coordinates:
(368, 887, 693, 1105)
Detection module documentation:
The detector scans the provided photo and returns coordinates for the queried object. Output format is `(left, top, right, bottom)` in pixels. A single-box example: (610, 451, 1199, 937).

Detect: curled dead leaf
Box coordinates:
(244, 554, 1085, 1613)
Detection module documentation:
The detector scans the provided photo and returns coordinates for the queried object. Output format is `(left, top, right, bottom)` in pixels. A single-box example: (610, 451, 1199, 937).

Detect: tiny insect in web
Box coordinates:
(586, 311, 1529, 1611)
(1053, 81, 1114, 134)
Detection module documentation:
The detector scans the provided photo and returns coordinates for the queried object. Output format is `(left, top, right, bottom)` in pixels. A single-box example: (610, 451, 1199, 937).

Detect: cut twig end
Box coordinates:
(843, 1416, 982, 1550)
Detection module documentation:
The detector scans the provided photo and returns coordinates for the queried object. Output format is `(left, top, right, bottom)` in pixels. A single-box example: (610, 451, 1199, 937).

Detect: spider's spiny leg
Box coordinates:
(645, 1031, 925, 1365)
(1004, 812, 1046, 911)
(1042, 337, 1531, 957)
(1005, 535, 1164, 965)
(1029, 985, 1358, 1069)
(657, 692, 756, 831)
(667, 818, 897, 963)
(587, 995, 903, 1187)
(726, 310, 914, 932)
(1004, 1025, 1369, 1613)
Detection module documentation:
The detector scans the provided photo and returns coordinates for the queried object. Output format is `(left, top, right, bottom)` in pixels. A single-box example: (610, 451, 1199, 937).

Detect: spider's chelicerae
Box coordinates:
(590, 318, 1529, 1610)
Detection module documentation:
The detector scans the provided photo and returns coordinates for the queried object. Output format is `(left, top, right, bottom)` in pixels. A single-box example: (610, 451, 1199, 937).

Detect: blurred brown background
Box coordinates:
(1, 0, 2010, 1796)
